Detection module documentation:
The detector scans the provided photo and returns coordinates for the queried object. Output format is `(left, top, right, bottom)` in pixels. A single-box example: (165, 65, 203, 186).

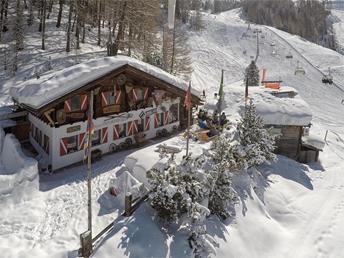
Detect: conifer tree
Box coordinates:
(188, 202, 218, 257)
(237, 99, 277, 168)
(244, 60, 260, 86)
(208, 134, 244, 219)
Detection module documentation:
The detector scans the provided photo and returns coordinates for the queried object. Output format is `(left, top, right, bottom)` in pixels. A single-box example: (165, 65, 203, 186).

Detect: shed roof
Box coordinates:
(254, 87, 313, 126)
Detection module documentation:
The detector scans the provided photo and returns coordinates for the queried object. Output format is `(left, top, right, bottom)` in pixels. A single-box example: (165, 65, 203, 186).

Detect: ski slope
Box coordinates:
(1, 8, 344, 258)
(189, 9, 344, 258)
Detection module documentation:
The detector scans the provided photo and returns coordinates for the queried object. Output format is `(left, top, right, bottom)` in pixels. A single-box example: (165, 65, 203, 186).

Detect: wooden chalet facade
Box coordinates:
(11, 56, 201, 171)
(268, 124, 306, 159)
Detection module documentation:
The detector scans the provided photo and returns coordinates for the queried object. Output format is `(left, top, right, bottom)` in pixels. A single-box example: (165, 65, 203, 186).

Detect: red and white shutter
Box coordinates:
(101, 128, 108, 144)
(101, 92, 109, 107)
(133, 120, 138, 134)
(145, 116, 151, 131)
(60, 138, 68, 156)
(132, 89, 138, 102)
(154, 113, 160, 128)
(128, 121, 138, 136)
(164, 111, 170, 125)
(80, 95, 88, 111)
(115, 91, 122, 104)
(127, 121, 133, 136)
(113, 125, 120, 140)
(144, 88, 149, 100)
(78, 133, 86, 150)
(64, 99, 72, 112)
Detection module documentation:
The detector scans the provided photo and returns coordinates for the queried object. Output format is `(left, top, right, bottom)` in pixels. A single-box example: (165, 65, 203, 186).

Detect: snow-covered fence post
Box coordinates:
(124, 193, 133, 216)
(79, 230, 92, 257)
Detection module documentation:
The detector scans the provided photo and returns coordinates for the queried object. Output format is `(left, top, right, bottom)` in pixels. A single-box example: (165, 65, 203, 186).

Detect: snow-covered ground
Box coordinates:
(1, 8, 344, 258)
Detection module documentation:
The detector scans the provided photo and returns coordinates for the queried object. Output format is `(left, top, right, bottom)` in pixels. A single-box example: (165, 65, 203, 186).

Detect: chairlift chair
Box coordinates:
(286, 52, 293, 59)
(322, 67, 333, 84)
(295, 61, 306, 75)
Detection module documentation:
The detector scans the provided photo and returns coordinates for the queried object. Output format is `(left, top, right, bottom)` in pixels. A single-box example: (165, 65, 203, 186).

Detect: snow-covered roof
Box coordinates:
(254, 87, 312, 126)
(252, 87, 312, 126)
(302, 135, 325, 150)
(10, 56, 200, 110)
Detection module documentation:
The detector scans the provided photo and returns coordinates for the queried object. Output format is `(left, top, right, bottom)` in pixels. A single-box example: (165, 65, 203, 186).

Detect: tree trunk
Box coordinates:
(42, 0, 46, 50)
(66, 0, 73, 52)
(82, 20, 85, 43)
(170, 25, 176, 74)
(27, 0, 34, 26)
(114, 1, 127, 55)
(0, 0, 4, 40)
(75, 1, 80, 49)
(47, 0, 53, 19)
(2, 0, 8, 32)
(97, 0, 101, 46)
(38, 0, 43, 32)
(56, 0, 63, 27)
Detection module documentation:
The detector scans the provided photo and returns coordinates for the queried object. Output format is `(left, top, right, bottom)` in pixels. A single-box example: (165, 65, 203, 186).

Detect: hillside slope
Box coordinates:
(0, 8, 344, 258)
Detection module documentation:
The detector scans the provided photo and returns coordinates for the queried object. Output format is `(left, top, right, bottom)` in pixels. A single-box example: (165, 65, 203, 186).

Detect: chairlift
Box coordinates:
(322, 67, 333, 84)
(295, 61, 306, 75)
(286, 52, 293, 59)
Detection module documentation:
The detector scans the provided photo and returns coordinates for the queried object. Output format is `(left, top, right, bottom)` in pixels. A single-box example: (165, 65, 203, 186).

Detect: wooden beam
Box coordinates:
(44, 108, 55, 126)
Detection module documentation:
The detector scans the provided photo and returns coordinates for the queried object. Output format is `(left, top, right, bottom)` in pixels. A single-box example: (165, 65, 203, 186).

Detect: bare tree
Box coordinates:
(66, 0, 73, 52)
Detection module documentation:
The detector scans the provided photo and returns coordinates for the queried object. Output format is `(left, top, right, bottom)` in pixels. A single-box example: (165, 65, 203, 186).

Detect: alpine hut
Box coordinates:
(10, 56, 201, 171)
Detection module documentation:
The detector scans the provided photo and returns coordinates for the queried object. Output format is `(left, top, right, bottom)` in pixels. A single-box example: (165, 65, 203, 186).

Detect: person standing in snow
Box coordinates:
(220, 112, 227, 126)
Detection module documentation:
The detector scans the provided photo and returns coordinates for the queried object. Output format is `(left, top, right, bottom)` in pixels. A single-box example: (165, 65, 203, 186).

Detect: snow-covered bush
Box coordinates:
(237, 99, 277, 168)
(147, 166, 189, 222)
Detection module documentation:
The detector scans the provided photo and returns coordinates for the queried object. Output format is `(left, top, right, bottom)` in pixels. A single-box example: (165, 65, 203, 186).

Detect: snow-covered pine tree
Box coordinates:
(237, 99, 277, 168)
(208, 134, 244, 219)
(147, 166, 188, 222)
(244, 60, 260, 86)
(147, 155, 210, 223)
(188, 202, 218, 258)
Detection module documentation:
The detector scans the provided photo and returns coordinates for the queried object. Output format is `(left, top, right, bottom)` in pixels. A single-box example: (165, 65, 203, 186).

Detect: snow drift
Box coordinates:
(0, 131, 39, 204)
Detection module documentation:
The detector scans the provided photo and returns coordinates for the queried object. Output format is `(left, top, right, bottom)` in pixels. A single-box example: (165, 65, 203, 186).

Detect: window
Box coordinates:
(114, 123, 127, 140)
(92, 129, 101, 146)
(71, 95, 81, 111)
(105, 91, 116, 105)
(154, 113, 164, 128)
(60, 135, 78, 156)
(170, 104, 179, 123)
(137, 118, 144, 133)
(136, 88, 144, 101)
(159, 113, 164, 127)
